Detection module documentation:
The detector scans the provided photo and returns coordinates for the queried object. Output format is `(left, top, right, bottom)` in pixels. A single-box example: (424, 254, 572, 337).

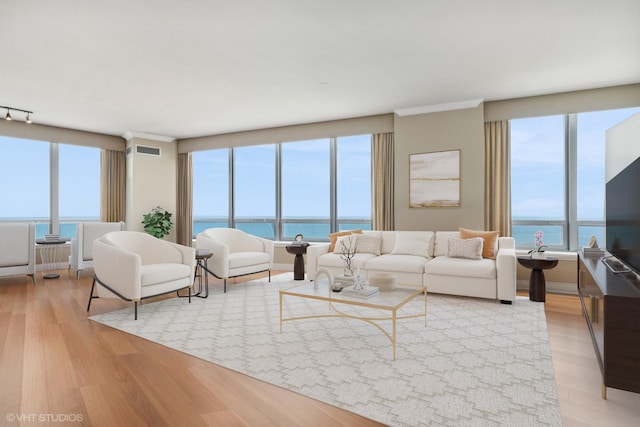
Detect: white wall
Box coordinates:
(605, 112, 640, 182)
(125, 137, 177, 242)
(393, 105, 486, 231)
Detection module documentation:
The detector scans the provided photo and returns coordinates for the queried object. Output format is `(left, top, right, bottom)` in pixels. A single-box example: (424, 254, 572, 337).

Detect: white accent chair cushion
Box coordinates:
(90, 231, 196, 319)
(69, 221, 125, 278)
(196, 228, 274, 291)
(0, 222, 36, 283)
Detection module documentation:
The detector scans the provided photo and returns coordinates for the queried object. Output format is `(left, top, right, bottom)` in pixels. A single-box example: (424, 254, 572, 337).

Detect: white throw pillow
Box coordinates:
(447, 237, 484, 260)
(355, 235, 382, 256)
(391, 234, 431, 258)
(333, 234, 358, 254)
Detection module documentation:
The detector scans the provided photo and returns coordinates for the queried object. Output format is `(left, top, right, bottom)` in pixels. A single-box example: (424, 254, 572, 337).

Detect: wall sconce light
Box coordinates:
(1, 105, 34, 124)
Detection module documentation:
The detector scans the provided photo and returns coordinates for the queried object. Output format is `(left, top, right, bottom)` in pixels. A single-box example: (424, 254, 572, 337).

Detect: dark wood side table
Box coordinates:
(517, 255, 558, 302)
(286, 243, 309, 280)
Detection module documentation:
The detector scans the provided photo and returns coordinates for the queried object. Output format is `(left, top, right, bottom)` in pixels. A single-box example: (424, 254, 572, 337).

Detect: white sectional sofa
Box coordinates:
(306, 230, 517, 303)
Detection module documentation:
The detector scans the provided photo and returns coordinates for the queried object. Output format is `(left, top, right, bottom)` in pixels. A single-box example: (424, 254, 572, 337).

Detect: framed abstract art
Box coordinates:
(409, 149, 460, 207)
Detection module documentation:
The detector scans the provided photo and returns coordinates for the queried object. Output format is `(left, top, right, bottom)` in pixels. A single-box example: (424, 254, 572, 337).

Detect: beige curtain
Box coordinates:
(484, 121, 511, 236)
(176, 152, 193, 246)
(372, 132, 394, 230)
(100, 149, 125, 222)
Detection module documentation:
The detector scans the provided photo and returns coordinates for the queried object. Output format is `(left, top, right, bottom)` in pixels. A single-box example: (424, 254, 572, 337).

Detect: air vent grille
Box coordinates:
(136, 145, 161, 156)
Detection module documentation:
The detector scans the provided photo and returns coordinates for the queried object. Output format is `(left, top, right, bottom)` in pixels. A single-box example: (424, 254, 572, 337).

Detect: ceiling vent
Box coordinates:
(135, 145, 161, 156)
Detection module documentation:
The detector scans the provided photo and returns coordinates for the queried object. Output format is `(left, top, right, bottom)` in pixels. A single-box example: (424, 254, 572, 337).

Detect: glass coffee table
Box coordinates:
(279, 280, 427, 360)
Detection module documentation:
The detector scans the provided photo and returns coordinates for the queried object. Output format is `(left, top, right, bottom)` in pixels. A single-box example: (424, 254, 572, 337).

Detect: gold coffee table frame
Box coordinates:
(279, 281, 427, 360)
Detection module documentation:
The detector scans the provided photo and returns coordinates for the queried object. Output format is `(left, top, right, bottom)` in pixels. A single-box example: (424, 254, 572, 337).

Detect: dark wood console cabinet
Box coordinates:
(577, 252, 640, 399)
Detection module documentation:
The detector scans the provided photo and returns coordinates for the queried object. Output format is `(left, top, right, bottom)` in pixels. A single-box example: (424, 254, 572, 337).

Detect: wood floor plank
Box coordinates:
(0, 272, 637, 426)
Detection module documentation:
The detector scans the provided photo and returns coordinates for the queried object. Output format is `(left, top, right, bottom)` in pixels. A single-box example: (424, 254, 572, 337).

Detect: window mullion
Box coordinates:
(50, 142, 59, 235)
(567, 114, 578, 250)
(275, 143, 282, 241)
(330, 138, 337, 232)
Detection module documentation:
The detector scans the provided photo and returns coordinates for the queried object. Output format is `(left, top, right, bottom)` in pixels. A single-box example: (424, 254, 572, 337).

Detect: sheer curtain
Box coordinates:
(372, 132, 394, 231)
(484, 121, 511, 236)
(176, 152, 193, 246)
(100, 149, 125, 222)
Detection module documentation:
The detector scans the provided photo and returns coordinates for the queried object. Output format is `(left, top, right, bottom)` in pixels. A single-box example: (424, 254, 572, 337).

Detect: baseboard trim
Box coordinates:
(517, 279, 577, 295)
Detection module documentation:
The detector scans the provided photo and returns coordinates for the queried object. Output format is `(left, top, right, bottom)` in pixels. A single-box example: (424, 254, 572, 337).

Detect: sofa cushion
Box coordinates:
(459, 228, 500, 259)
(390, 231, 433, 258)
(425, 256, 496, 279)
(318, 253, 377, 269)
(364, 254, 430, 274)
(448, 237, 483, 260)
(229, 251, 270, 268)
(141, 263, 191, 287)
(434, 231, 460, 257)
(355, 234, 382, 255)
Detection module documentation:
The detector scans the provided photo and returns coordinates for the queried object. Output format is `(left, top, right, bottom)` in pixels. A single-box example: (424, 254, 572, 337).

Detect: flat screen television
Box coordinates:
(606, 155, 640, 275)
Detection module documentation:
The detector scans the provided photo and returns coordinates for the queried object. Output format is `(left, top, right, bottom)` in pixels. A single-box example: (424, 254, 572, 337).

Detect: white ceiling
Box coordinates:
(1, 0, 639, 139)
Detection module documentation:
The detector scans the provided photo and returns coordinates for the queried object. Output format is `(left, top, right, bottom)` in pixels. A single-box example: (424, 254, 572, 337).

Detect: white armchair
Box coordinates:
(69, 221, 125, 278)
(0, 222, 36, 284)
(196, 228, 274, 292)
(87, 231, 196, 319)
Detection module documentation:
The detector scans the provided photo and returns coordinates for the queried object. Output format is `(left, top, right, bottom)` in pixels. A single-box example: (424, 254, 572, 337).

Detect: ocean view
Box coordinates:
(2, 218, 602, 249)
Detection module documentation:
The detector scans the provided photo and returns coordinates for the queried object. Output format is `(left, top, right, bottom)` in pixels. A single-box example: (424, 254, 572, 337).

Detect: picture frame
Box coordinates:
(409, 149, 460, 208)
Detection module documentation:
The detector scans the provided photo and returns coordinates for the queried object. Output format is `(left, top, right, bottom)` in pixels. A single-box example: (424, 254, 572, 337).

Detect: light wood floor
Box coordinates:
(1, 271, 639, 426)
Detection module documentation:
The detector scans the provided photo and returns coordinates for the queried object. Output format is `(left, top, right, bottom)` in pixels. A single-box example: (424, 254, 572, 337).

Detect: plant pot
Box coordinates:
(531, 252, 547, 260)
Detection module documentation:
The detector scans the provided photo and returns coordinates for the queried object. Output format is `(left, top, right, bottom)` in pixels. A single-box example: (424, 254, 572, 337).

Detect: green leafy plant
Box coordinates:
(142, 206, 173, 238)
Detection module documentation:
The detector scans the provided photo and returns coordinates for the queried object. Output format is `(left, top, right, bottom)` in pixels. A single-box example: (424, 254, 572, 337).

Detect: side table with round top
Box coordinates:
(286, 243, 309, 280)
(517, 255, 559, 302)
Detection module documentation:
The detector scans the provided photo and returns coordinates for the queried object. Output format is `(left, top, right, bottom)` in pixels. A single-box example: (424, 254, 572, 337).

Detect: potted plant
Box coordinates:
(528, 230, 547, 259)
(142, 206, 173, 239)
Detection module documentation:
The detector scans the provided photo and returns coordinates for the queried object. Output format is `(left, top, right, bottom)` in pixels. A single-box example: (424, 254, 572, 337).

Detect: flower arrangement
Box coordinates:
(338, 235, 357, 276)
(528, 230, 547, 256)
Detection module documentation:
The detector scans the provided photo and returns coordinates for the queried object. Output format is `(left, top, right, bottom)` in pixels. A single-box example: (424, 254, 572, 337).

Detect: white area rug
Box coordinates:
(90, 273, 561, 426)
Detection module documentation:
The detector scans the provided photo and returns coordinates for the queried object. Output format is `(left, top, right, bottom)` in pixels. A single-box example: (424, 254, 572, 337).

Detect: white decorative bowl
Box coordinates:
(368, 272, 396, 291)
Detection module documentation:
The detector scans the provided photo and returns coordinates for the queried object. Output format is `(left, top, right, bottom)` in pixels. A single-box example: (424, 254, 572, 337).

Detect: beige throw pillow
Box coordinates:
(328, 229, 362, 252)
(448, 237, 484, 260)
(459, 228, 500, 259)
(355, 235, 382, 256)
(333, 234, 358, 254)
(391, 234, 431, 258)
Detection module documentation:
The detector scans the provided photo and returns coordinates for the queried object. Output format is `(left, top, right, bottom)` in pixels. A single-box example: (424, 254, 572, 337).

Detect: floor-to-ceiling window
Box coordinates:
(336, 134, 372, 231)
(192, 135, 373, 240)
(0, 137, 100, 238)
(192, 148, 230, 236)
(234, 144, 277, 239)
(511, 107, 640, 250)
(281, 138, 330, 240)
(58, 143, 100, 238)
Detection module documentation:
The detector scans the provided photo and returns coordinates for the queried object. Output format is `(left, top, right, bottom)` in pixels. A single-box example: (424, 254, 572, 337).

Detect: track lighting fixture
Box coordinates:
(1, 105, 34, 123)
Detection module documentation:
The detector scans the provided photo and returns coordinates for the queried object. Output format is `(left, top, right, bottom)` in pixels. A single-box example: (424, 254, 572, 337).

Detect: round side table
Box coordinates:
(286, 243, 309, 280)
(517, 255, 558, 302)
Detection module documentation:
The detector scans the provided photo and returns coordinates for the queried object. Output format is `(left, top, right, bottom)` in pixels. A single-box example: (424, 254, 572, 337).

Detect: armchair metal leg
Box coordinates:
(29, 274, 35, 285)
(134, 301, 138, 320)
(87, 277, 97, 312)
(224, 279, 227, 293)
(269, 270, 271, 282)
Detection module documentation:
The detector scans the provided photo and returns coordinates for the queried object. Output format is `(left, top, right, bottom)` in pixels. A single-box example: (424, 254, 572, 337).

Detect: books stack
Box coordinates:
(342, 284, 380, 298)
(334, 275, 356, 286)
(44, 234, 60, 242)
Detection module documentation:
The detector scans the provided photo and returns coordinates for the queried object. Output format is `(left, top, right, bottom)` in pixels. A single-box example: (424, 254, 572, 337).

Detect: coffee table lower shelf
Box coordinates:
(279, 282, 427, 360)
